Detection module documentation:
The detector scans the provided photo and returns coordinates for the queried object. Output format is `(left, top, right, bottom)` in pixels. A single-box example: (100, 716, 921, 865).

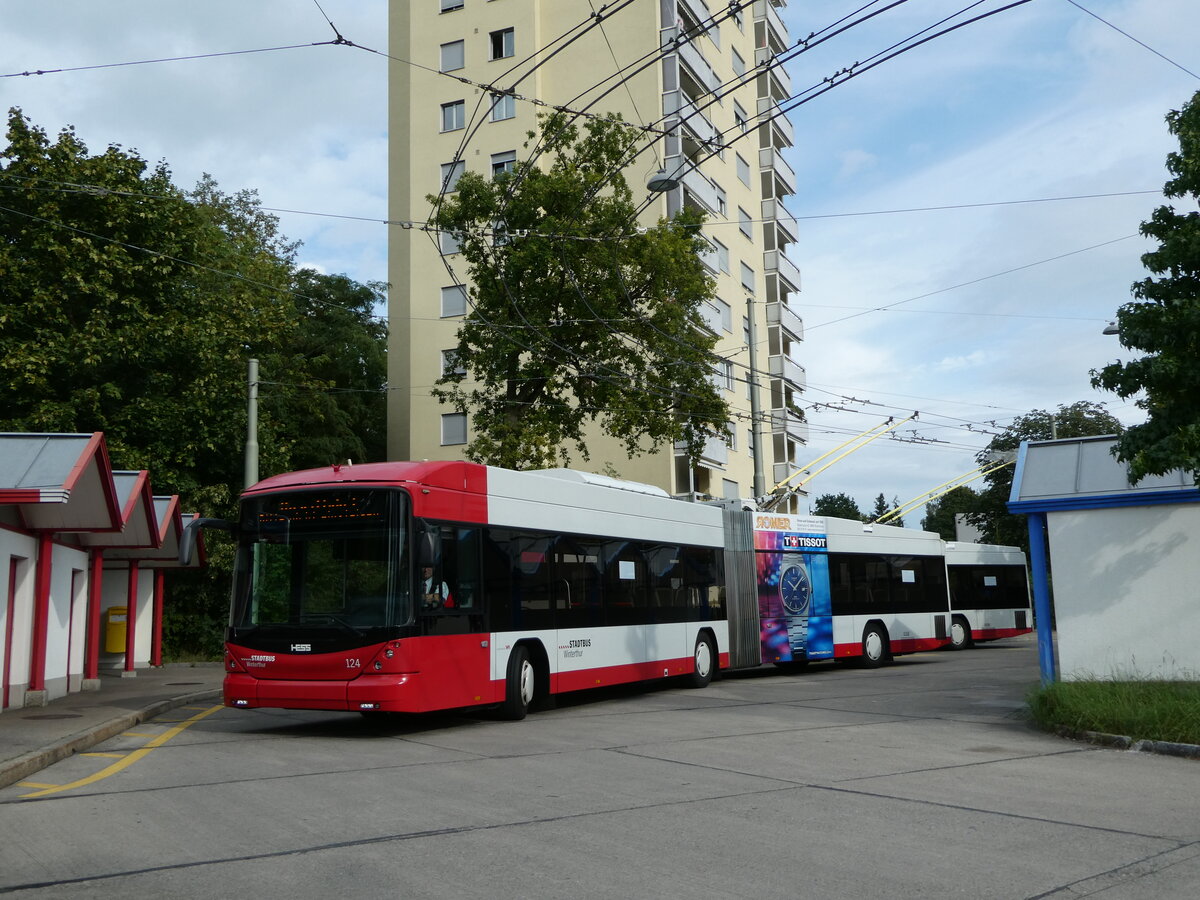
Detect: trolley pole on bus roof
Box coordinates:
(244, 357, 259, 490)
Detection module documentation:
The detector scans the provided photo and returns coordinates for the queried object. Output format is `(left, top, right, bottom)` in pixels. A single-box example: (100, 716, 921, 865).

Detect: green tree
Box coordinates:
(867, 492, 904, 526)
(429, 111, 730, 470)
(812, 492, 864, 521)
(265, 269, 388, 470)
(920, 485, 981, 540)
(1092, 89, 1200, 484)
(967, 401, 1122, 549)
(0, 108, 389, 656)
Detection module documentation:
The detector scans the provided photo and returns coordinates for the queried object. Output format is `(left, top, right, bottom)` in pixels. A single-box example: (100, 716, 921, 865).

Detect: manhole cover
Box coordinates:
(165, 682, 203, 686)
(22, 713, 83, 720)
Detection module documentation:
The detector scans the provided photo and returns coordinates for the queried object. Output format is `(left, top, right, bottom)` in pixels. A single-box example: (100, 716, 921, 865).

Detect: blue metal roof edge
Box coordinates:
(1008, 487, 1200, 514)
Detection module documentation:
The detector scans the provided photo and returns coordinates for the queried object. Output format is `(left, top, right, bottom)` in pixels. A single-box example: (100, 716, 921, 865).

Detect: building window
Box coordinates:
(741, 262, 754, 293)
(723, 478, 739, 500)
(736, 153, 750, 186)
(441, 285, 467, 317)
(440, 40, 464, 72)
(732, 48, 745, 78)
(441, 100, 465, 132)
(442, 413, 468, 446)
(491, 150, 516, 176)
(734, 101, 748, 134)
(712, 360, 734, 393)
(440, 160, 465, 193)
(442, 349, 466, 376)
(714, 239, 730, 274)
(439, 229, 462, 255)
(489, 92, 515, 122)
(727, 422, 737, 451)
(489, 27, 515, 60)
(739, 207, 752, 239)
(440, 0, 464, 11)
(714, 181, 727, 216)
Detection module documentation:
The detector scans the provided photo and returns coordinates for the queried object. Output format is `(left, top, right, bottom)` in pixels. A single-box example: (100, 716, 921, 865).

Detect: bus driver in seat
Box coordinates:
(421, 566, 454, 609)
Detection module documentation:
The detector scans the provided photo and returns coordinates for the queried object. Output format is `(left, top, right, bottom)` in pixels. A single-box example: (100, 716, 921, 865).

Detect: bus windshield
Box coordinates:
(230, 489, 410, 644)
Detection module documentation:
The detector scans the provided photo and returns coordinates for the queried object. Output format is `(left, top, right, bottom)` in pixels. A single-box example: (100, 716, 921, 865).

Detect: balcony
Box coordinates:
(763, 247, 801, 293)
(762, 197, 798, 246)
(767, 297, 804, 341)
(773, 460, 803, 487)
(770, 407, 809, 444)
(759, 146, 796, 197)
(677, 0, 712, 34)
(678, 36, 720, 95)
(756, 96, 794, 148)
(753, 0, 788, 54)
(755, 46, 792, 99)
(664, 90, 719, 149)
(697, 239, 720, 275)
(664, 154, 719, 213)
(769, 353, 806, 390)
(677, 433, 729, 467)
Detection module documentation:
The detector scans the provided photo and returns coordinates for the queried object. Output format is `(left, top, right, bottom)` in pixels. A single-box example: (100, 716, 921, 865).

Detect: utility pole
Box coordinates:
(746, 297, 766, 498)
(244, 358, 259, 489)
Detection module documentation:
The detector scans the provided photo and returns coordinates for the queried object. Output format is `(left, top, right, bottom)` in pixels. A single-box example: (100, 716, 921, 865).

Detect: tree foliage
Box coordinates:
(429, 111, 730, 470)
(920, 485, 981, 541)
(1091, 89, 1200, 484)
(966, 401, 1122, 549)
(866, 492, 904, 526)
(0, 108, 388, 656)
(812, 492, 864, 521)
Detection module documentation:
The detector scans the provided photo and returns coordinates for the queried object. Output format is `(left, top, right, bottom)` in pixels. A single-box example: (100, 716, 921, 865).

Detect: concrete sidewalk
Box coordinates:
(0, 663, 224, 789)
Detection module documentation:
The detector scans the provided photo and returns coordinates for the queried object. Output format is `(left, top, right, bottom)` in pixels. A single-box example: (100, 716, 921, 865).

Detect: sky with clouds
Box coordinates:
(4, 0, 1197, 524)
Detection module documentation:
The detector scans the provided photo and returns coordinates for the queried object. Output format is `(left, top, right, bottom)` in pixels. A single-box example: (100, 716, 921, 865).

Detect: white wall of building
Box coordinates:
(2, 531, 37, 710)
(1047, 503, 1200, 680)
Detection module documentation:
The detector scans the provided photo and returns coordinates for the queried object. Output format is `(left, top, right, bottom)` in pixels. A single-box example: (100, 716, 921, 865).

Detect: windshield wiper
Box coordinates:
(300, 613, 361, 635)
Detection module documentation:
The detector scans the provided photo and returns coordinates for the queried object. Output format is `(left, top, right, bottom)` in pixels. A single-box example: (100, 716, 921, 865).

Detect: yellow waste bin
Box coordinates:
(104, 606, 128, 653)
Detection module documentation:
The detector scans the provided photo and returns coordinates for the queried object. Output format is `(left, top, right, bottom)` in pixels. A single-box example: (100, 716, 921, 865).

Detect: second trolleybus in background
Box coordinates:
(182, 461, 1031, 718)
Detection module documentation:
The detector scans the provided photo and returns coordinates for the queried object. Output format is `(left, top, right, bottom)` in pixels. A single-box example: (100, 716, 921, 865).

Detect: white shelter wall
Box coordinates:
(1047, 504, 1200, 680)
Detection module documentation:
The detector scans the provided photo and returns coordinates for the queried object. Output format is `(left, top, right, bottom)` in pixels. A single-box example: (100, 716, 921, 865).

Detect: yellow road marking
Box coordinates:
(17, 782, 58, 789)
(121, 732, 154, 738)
(21, 705, 224, 799)
(80, 752, 127, 759)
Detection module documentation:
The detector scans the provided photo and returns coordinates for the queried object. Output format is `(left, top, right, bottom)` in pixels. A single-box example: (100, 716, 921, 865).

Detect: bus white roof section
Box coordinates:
(943, 542, 1026, 565)
(524, 468, 669, 497)
(486, 466, 725, 547)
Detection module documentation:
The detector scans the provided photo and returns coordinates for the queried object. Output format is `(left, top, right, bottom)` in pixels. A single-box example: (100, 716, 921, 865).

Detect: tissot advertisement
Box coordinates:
(754, 516, 833, 662)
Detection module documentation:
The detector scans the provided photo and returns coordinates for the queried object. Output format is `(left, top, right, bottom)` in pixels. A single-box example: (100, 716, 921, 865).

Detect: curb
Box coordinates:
(0, 688, 222, 791)
(1055, 726, 1200, 760)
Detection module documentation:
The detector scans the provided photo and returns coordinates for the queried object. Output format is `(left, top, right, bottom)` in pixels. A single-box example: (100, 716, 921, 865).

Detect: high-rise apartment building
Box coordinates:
(389, 0, 806, 510)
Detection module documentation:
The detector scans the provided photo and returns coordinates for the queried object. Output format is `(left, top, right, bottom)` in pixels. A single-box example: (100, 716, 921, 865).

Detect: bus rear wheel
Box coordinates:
(861, 624, 889, 668)
(688, 633, 716, 688)
(950, 616, 973, 650)
(501, 646, 536, 720)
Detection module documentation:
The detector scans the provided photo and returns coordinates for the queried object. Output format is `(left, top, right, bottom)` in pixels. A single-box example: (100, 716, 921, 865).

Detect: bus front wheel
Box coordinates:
(688, 633, 716, 688)
(861, 624, 889, 669)
(501, 646, 536, 720)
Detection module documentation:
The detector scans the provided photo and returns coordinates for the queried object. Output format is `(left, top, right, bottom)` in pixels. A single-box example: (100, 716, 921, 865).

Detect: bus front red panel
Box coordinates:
(224, 673, 348, 710)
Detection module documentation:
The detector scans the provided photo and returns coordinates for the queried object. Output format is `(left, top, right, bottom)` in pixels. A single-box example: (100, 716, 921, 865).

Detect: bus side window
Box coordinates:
(451, 527, 480, 610)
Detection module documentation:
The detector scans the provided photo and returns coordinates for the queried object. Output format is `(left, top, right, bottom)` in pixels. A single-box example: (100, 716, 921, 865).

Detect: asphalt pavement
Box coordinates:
(0, 663, 224, 789)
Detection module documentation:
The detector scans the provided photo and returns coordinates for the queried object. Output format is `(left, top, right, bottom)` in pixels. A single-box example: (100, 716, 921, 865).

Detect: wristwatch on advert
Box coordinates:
(779, 555, 811, 616)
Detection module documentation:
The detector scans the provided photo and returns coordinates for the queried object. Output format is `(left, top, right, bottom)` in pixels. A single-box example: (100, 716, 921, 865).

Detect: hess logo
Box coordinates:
(291, 643, 312, 652)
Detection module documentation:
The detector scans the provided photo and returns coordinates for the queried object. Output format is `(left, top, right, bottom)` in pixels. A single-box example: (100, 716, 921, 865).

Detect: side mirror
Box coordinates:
(179, 517, 234, 565)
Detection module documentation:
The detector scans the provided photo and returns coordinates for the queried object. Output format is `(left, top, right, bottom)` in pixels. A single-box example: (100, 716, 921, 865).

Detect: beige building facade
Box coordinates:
(388, 0, 805, 509)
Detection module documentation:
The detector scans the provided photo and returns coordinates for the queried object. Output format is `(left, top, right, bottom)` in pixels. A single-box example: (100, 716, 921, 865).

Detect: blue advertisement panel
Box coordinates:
(754, 517, 832, 662)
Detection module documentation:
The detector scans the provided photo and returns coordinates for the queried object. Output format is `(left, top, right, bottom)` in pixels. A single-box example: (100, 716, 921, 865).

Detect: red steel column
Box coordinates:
(123, 562, 139, 674)
(84, 549, 105, 681)
(28, 533, 54, 692)
(151, 569, 164, 667)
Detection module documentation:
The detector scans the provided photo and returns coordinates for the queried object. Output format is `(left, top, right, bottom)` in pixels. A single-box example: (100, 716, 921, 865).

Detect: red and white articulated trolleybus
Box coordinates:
(729, 512, 957, 670)
(942, 542, 1033, 650)
(189, 461, 728, 719)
